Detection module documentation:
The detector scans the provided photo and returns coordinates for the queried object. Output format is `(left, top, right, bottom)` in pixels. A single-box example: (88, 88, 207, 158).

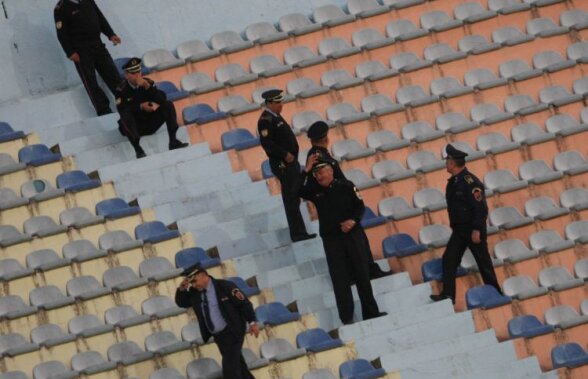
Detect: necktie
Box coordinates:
(201, 290, 215, 332)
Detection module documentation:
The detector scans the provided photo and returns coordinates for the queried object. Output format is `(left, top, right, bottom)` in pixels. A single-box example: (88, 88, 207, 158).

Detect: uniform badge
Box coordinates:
(115, 98, 121, 105)
(261, 129, 269, 137)
(353, 186, 363, 200)
(232, 288, 245, 301)
(55, 21, 63, 30)
(472, 187, 483, 202)
(464, 175, 474, 185)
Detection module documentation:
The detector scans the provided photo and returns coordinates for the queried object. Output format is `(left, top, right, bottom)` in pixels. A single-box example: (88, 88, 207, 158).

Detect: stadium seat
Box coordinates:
(318, 37, 361, 59)
(0, 122, 24, 142)
(175, 247, 221, 270)
(18, 144, 61, 166)
(347, 0, 388, 18)
(20, 179, 64, 201)
(494, 239, 538, 263)
(221, 129, 260, 150)
(215, 63, 258, 85)
(244, 22, 288, 44)
(361, 207, 386, 228)
(458, 35, 500, 55)
(62, 239, 106, 262)
(68, 314, 113, 337)
(511, 122, 555, 145)
(578, 259, 588, 280)
(390, 52, 432, 72)
(362, 95, 404, 117)
(242, 347, 270, 369)
(505, 94, 548, 115)
(424, 44, 467, 64)
(420, 10, 462, 32)
(279, 13, 322, 36)
(488, 0, 530, 13)
(183, 104, 227, 125)
(66, 275, 110, 300)
(525, 196, 569, 221)
(135, 221, 180, 244)
(490, 206, 534, 229)
(464, 68, 507, 90)
(227, 276, 261, 297)
(371, 160, 415, 182)
(287, 78, 329, 98)
(538, 266, 584, 291)
(56, 170, 101, 192)
(321, 69, 364, 90)
(344, 169, 380, 190)
(383, 233, 427, 258)
(554, 151, 588, 176)
(418, 224, 451, 248)
(181, 322, 205, 345)
(261, 338, 307, 361)
(508, 315, 554, 338)
(31, 323, 76, 347)
(71, 350, 116, 375)
(0, 295, 36, 318)
(33, 360, 78, 379)
(384, 0, 424, 8)
(157, 81, 189, 101)
(503, 275, 548, 299)
(0, 333, 37, 357)
(0, 225, 31, 247)
(99, 230, 143, 252)
(519, 160, 563, 184)
(402, 121, 444, 143)
(186, 357, 223, 379)
(379, 196, 423, 220)
(312, 5, 356, 27)
(26, 248, 69, 270)
(142, 49, 184, 71)
(142, 295, 185, 318)
(296, 328, 343, 353)
(150, 367, 185, 379)
(352, 28, 394, 50)
(250, 55, 292, 77)
(0, 153, 25, 175)
(218, 95, 260, 115)
(560, 9, 588, 30)
(551, 343, 588, 369)
(529, 229, 575, 253)
(567, 41, 588, 62)
(499, 59, 542, 82)
(573, 77, 588, 96)
(540, 85, 583, 107)
(492, 26, 534, 46)
(385, 19, 428, 41)
(0, 259, 32, 281)
(406, 151, 445, 172)
(0, 188, 28, 210)
(471, 103, 514, 125)
(60, 207, 104, 228)
(24, 215, 68, 237)
(139, 257, 183, 281)
(466, 285, 511, 309)
(180, 72, 224, 94)
(176, 39, 219, 62)
(545, 305, 588, 328)
(95, 198, 140, 219)
(435, 112, 477, 134)
(366, 130, 408, 152)
(413, 188, 446, 211)
(533, 50, 576, 73)
(421, 258, 467, 282)
(104, 305, 150, 328)
(332, 139, 375, 160)
(454, 2, 497, 23)
(339, 359, 386, 379)
(145, 330, 191, 354)
(103, 266, 148, 291)
(397, 84, 439, 106)
(484, 169, 527, 193)
(477, 132, 519, 154)
(327, 103, 370, 125)
(566, 220, 588, 243)
(261, 160, 274, 179)
(284, 46, 327, 68)
(430, 77, 472, 98)
(210, 30, 253, 53)
(255, 302, 300, 326)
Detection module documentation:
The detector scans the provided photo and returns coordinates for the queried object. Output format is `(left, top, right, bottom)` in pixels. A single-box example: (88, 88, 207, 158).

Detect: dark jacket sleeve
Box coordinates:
(174, 288, 193, 308)
(115, 84, 140, 115)
(145, 79, 167, 104)
(347, 181, 366, 224)
(465, 180, 488, 231)
(89, 0, 115, 38)
(220, 280, 256, 323)
(298, 173, 317, 202)
(54, 3, 75, 57)
(258, 117, 289, 161)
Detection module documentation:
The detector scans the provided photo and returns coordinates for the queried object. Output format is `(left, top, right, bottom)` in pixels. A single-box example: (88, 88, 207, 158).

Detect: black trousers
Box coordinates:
(73, 43, 121, 116)
(118, 100, 179, 144)
(214, 329, 255, 379)
(441, 227, 502, 301)
(322, 228, 380, 323)
(272, 161, 309, 239)
(358, 228, 386, 277)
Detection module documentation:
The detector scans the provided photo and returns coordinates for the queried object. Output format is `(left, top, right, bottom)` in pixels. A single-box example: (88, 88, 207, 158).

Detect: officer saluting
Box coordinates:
(306, 121, 391, 279)
(300, 159, 386, 325)
(258, 89, 315, 242)
(175, 266, 259, 379)
(430, 144, 502, 303)
(54, 0, 122, 116)
(115, 58, 188, 158)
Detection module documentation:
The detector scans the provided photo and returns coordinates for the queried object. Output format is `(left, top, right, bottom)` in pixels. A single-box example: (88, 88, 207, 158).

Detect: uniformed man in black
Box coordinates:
(299, 159, 387, 324)
(115, 58, 188, 158)
(305, 121, 391, 279)
(175, 266, 259, 379)
(54, 0, 122, 116)
(430, 144, 502, 303)
(258, 89, 315, 242)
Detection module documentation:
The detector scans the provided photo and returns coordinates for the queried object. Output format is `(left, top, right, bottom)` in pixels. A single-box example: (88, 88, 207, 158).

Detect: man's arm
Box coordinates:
(54, 3, 75, 58)
(465, 180, 488, 233)
(222, 281, 256, 323)
(89, 0, 116, 38)
(143, 78, 167, 104)
(347, 181, 366, 224)
(258, 118, 289, 161)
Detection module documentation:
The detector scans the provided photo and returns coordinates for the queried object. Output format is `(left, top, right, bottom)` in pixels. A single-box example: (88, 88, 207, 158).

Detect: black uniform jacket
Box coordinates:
(175, 277, 256, 343)
(446, 168, 488, 231)
(258, 110, 299, 170)
(54, 0, 115, 57)
(306, 146, 345, 180)
(300, 178, 365, 237)
(115, 79, 167, 116)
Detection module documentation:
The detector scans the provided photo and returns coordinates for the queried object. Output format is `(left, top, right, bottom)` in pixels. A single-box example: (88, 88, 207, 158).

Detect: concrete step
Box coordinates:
(356, 312, 476, 361)
(61, 125, 191, 173)
(449, 356, 544, 379)
(255, 257, 328, 289)
(39, 113, 119, 148)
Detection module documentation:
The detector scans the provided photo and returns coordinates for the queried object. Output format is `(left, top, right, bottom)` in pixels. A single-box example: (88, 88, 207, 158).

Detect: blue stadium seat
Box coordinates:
(507, 315, 554, 338)
(114, 57, 149, 77)
(56, 171, 101, 192)
(261, 160, 274, 179)
(382, 233, 427, 258)
(221, 128, 260, 150)
(339, 359, 386, 379)
(551, 343, 588, 369)
(0, 122, 25, 143)
(175, 247, 221, 270)
(227, 277, 261, 297)
(182, 104, 227, 125)
(296, 328, 343, 353)
(135, 221, 180, 244)
(156, 81, 189, 101)
(360, 207, 386, 228)
(421, 258, 467, 282)
(18, 144, 61, 166)
(96, 198, 141, 219)
(466, 285, 511, 310)
(255, 302, 300, 326)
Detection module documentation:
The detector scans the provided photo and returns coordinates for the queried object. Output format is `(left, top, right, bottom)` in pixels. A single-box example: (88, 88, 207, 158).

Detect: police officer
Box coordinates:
(258, 89, 315, 242)
(430, 144, 502, 303)
(299, 159, 387, 324)
(54, 0, 122, 116)
(115, 58, 188, 158)
(306, 121, 391, 279)
(175, 266, 259, 379)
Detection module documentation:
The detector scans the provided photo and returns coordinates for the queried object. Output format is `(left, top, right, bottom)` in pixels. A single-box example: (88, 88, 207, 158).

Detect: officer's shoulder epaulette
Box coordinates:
(260, 113, 273, 121)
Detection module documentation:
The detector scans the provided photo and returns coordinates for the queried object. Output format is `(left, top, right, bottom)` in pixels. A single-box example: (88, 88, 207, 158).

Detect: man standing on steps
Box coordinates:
(430, 144, 502, 304)
(305, 121, 392, 279)
(300, 159, 387, 325)
(54, 0, 122, 116)
(115, 58, 188, 158)
(175, 266, 259, 379)
(258, 89, 316, 242)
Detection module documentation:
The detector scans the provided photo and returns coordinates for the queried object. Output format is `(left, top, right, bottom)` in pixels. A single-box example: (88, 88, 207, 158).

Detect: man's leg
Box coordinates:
(359, 229, 391, 278)
(118, 113, 145, 158)
(323, 237, 355, 324)
(156, 100, 188, 149)
(468, 230, 502, 294)
(215, 331, 253, 379)
(279, 162, 312, 241)
(93, 44, 122, 94)
(346, 230, 381, 320)
(437, 229, 468, 302)
(74, 49, 112, 116)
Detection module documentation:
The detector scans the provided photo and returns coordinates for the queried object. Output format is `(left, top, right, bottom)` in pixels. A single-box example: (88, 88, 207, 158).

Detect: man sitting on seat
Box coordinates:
(115, 57, 188, 158)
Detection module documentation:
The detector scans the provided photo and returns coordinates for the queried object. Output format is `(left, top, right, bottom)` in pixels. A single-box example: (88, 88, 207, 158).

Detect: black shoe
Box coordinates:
(169, 139, 189, 150)
(364, 312, 388, 321)
(291, 233, 317, 242)
(369, 268, 393, 279)
(97, 108, 113, 116)
(134, 145, 146, 159)
(342, 319, 354, 325)
(430, 293, 453, 303)
(117, 124, 126, 137)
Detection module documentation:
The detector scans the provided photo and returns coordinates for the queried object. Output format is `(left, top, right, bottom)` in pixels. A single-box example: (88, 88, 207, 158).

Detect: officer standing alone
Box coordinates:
(54, 0, 122, 116)
(300, 159, 386, 325)
(258, 89, 315, 242)
(430, 144, 502, 303)
(175, 266, 259, 379)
